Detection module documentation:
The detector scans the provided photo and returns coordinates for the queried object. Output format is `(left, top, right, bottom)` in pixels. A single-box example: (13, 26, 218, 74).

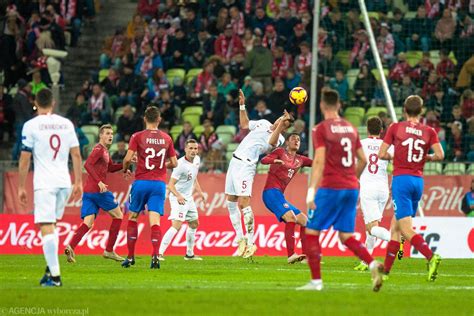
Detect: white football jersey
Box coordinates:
(170, 155, 200, 199)
(360, 137, 393, 193)
(21, 114, 79, 190)
(233, 120, 285, 164)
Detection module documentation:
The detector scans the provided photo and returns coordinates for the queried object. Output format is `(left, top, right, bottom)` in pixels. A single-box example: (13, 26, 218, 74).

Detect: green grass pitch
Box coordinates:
(0, 255, 473, 315)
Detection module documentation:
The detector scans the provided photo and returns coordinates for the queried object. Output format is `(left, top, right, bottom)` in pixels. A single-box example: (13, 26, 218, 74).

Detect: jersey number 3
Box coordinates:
(145, 148, 166, 170)
(341, 137, 353, 167)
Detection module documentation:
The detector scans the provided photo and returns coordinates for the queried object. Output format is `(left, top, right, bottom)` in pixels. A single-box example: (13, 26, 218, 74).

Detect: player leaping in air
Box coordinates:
(378, 95, 444, 281)
(159, 139, 206, 261)
(65, 124, 131, 263)
(121, 106, 178, 269)
(225, 89, 290, 259)
(261, 133, 312, 264)
(298, 89, 384, 292)
(354, 117, 393, 271)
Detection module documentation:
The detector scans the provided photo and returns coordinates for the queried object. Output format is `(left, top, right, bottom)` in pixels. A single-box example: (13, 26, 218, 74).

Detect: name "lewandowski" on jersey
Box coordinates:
(406, 126, 422, 136)
(330, 125, 355, 134)
(39, 124, 69, 130)
(146, 138, 166, 145)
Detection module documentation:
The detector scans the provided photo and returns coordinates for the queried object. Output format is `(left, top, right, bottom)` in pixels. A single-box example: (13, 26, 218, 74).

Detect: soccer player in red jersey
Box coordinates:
(261, 133, 312, 264)
(121, 106, 178, 269)
(65, 124, 131, 263)
(378, 95, 444, 281)
(298, 89, 384, 292)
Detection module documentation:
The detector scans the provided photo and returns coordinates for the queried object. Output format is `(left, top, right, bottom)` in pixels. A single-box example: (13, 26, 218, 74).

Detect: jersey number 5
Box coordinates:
(49, 134, 61, 160)
(341, 137, 353, 167)
(402, 138, 425, 163)
(145, 147, 166, 170)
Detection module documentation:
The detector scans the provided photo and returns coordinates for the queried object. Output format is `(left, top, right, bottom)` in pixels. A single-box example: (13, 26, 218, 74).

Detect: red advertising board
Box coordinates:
(2, 173, 471, 217)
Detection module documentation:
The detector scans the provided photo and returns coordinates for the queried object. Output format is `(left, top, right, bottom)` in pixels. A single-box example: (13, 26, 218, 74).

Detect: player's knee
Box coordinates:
(172, 221, 182, 230)
(238, 197, 250, 210)
(338, 232, 352, 243)
(128, 212, 139, 221)
(296, 213, 307, 226)
(282, 212, 297, 223)
(188, 220, 199, 229)
(226, 195, 238, 203)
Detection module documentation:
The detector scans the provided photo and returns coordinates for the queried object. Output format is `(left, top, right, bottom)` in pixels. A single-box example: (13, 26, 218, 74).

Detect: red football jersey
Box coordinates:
(262, 148, 313, 192)
(383, 121, 439, 176)
(84, 144, 123, 193)
(129, 129, 176, 182)
(312, 118, 362, 189)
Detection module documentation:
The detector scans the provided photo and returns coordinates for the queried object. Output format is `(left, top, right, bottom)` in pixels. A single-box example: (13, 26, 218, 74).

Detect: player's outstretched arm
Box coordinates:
(355, 147, 368, 179)
(167, 177, 186, 205)
(123, 149, 135, 172)
(426, 143, 444, 162)
(70, 146, 83, 201)
(18, 151, 32, 207)
(268, 111, 292, 147)
(378, 142, 393, 160)
(238, 89, 250, 130)
(260, 149, 283, 165)
(306, 148, 325, 210)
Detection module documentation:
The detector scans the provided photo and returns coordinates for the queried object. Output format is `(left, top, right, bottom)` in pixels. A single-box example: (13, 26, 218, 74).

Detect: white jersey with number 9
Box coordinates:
(21, 114, 79, 190)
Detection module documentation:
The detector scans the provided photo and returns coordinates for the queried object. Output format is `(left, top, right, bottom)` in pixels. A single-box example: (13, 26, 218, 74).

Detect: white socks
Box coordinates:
(186, 227, 197, 256)
(42, 233, 60, 277)
(242, 206, 254, 246)
(370, 226, 391, 242)
(227, 201, 244, 240)
(159, 227, 178, 255)
(365, 234, 376, 255)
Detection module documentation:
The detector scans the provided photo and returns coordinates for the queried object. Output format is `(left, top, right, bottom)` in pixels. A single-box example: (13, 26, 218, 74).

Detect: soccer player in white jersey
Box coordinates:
(354, 117, 393, 271)
(17, 89, 83, 287)
(225, 89, 291, 259)
(159, 139, 206, 260)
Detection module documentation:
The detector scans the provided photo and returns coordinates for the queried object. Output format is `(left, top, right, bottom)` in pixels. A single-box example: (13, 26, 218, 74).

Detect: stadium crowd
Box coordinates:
(1, 0, 474, 166)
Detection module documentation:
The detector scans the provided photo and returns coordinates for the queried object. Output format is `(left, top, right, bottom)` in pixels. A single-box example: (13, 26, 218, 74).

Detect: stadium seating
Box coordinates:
(344, 107, 365, 127)
(81, 125, 100, 137)
(166, 68, 186, 86)
(98, 69, 109, 82)
(467, 164, 474, 175)
(443, 163, 466, 175)
(365, 107, 387, 121)
(257, 164, 270, 174)
(357, 126, 368, 139)
(216, 125, 237, 145)
(346, 68, 360, 90)
(424, 162, 443, 175)
(170, 125, 183, 141)
(406, 51, 423, 67)
(193, 125, 204, 137)
(226, 143, 239, 153)
(370, 69, 389, 82)
(394, 107, 403, 120)
(114, 107, 125, 122)
(335, 50, 351, 70)
(186, 68, 203, 85)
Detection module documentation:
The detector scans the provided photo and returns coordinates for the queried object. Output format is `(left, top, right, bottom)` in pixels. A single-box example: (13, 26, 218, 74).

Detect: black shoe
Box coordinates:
(41, 275, 62, 287)
(39, 266, 51, 285)
(121, 257, 135, 268)
(150, 255, 160, 269)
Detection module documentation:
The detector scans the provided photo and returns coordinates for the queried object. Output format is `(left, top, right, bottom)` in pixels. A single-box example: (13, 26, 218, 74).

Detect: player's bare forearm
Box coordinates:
(167, 179, 181, 198)
(166, 156, 178, 169)
(355, 148, 367, 179)
(194, 179, 204, 197)
(238, 89, 249, 129)
(378, 142, 392, 160)
(427, 143, 445, 162)
(18, 151, 32, 188)
(122, 150, 135, 172)
(70, 147, 83, 186)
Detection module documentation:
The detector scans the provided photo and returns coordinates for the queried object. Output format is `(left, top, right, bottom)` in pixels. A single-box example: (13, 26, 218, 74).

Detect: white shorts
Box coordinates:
(34, 188, 72, 224)
(169, 197, 198, 222)
(360, 190, 389, 225)
(224, 158, 256, 197)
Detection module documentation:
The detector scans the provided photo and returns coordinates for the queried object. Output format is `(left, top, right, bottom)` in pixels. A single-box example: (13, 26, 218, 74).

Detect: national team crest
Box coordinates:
(283, 203, 289, 208)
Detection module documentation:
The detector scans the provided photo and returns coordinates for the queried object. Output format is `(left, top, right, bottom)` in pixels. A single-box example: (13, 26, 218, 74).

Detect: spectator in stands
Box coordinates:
(202, 84, 226, 127)
(84, 83, 112, 124)
(182, 7, 201, 39)
(242, 28, 255, 52)
(393, 75, 419, 106)
(118, 63, 145, 108)
(285, 68, 302, 90)
(412, 51, 434, 84)
(100, 28, 130, 69)
(427, 89, 445, 116)
(171, 77, 187, 107)
(329, 70, 349, 103)
(241, 75, 253, 99)
(445, 105, 468, 135)
(461, 89, 474, 119)
(112, 140, 128, 162)
(350, 29, 372, 68)
(377, 23, 395, 65)
(166, 28, 188, 69)
(390, 8, 406, 53)
(137, 0, 159, 22)
(262, 24, 282, 51)
(272, 46, 292, 79)
(406, 5, 433, 52)
(267, 79, 290, 114)
(0, 84, 13, 143)
(249, 99, 275, 121)
(422, 110, 442, 133)
(389, 52, 412, 83)
(135, 42, 163, 78)
(244, 36, 273, 94)
(319, 45, 343, 82)
(145, 68, 169, 103)
(422, 71, 440, 100)
(217, 72, 237, 98)
(145, 22, 169, 57)
(435, 8, 455, 51)
(12, 79, 33, 159)
(275, 7, 298, 40)
(322, 9, 346, 52)
(42, 11, 66, 50)
(193, 60, 216, 98)
(251, 7, 272, 32)
(447, 121, 467, 161)
(188, 28, 215, 69)
(461, 178, 474, 216)
(354, 64, 376, 107)
(101, 67, 121, 109)
(214, 24, 244, 65)
(174, 121, 197, 157)
(209, 7, 229, 36)
(157, 89, 176, 126)
(0, 12, 23, 88)
(30, 70, 47, 96)
(229, 6, 245, 37)
(287, 23, 310, 57)
(200, 119, 224, 172)
(75, 124, 89, 156)
(295, 41, 312, 76)
(454, 12, 474, 66)
(467, 121, 474, 161)
(66, 93, 88, 127)
(436, 49, 455, 79)
(127, 13, 147, 39)
(117, 105, 139, 142)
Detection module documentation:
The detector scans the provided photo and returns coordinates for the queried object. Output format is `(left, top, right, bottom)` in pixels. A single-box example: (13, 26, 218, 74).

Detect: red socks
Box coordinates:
(69, 223, 90, 249)
(285, 222, 296, 257)
(300, 225, 307, 255)
(344, 236, 374, 265)
(106, 218, 122, 252)
(151, 225, 162, 257)
(410, 234, 433, 260)
(305, 234, 322, 280)
(384, 240, 400, 274)
(127, 220, 138, 258)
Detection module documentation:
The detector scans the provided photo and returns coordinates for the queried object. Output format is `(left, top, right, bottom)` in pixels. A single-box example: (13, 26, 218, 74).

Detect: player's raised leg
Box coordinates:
(240, 196, 257, 259)
(159, 220, 182, 259)
(184, 220, 202, 260)
(103, 206, 124, 261)
(122, 212, 139, 268)
(226, 195, 246, 256)
(66, 214, 94, 263)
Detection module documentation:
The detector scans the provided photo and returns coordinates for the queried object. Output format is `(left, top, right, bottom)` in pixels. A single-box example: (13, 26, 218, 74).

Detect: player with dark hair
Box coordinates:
(261, 133, 312, 264)
(298, 88, 384, 291)
(354, 117, 393, 271)
(378, 95, 444, 281)
(121, 106, 178, 269)
(65, 124, 131, 263)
